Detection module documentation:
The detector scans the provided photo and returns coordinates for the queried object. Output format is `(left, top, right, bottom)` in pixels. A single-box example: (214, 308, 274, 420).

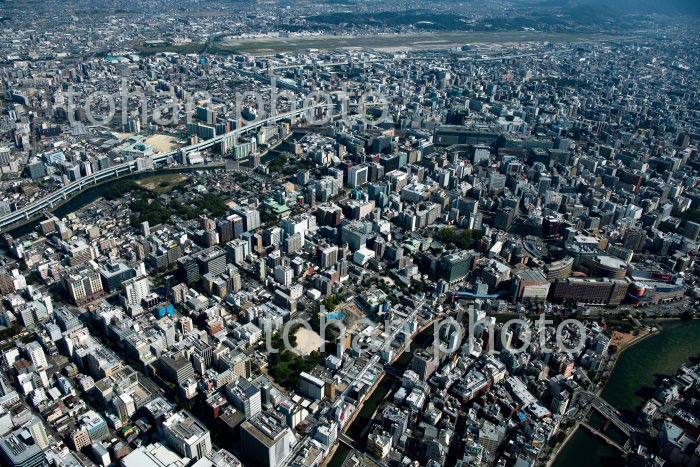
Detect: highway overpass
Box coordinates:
(0, 104, 326, 232)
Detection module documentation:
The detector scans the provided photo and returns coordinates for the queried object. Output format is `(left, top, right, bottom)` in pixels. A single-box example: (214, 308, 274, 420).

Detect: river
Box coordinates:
(552, 319, 700, 467)
(326, 323, 435, 466)
(5, 165, 224, 238)
(325, 320, 700, 466)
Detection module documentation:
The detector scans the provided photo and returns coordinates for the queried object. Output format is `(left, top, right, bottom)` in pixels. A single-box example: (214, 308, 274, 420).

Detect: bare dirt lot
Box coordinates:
(145, 134, 179, 153)
(134, 173, 188, 194)
(294, 327, 324, 355)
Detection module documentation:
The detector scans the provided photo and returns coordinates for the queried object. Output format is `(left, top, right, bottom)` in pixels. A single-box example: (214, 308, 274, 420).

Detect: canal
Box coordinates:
(553, 319, 700, 467)
(327, 323, 435, 466)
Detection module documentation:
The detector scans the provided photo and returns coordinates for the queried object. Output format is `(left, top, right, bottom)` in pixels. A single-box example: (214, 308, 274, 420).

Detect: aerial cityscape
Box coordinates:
(0, 1, 699, 467)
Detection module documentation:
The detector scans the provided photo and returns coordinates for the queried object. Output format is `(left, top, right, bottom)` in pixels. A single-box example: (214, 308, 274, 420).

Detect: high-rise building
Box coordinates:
(71, 428, 90, 450)
(284, 233, 303, 254)
(493, 208, 515, 231)
(27, 158, 47, 180)
(299, 372, 325, 400)
(217, 219, 234, 244)
(201, 449, 244, 467)
(314, 204, 343, 226)
(622, 227, 647, 252)
(281, 214, 315, 240)
(122, 275, 151, 307)
(313, 422, 338, 449)
(114, 393, 136, 422)
(240, 413, 296, 467)
(162, 411, 212, 461)
(274, 265, 293, 287)
(488, 173, 506, 193)
(63, 265, 104, 305)
(99, 261, 137, 293)
(320, 245, 339, 268)
(86, 346, 123, 379)
(367, 433, 391, 460)
(512, 269, 550, 303)
(196, 246, 227, 277)
(65, 239, 93, 267)
(544, 257, 574, 280)
(233, 207, 261, 232)
(54, 307, 81, 332)
(229, 214, 244, 238)
(0, 428, 45, 467)
(214, 352, 250, 381)
(263, 227, 283, 249)
(159, 356, 195, 386)
(684, 221, 700, 241)
(177, 256, 201, 285)
(180, 317, 194, 334)
(121, 442, 188, 467)
(80, 410, 109, 443)
(226, 239, 249, 265)
(24, 418, 48, 450)
(25, 342, 47, 372)
(337, 259, 349, 279)
(348, 164, 369, 187)
(171, 283, 189, 305)
(341, 222, 369, 251)
(0, 269, 15, 295)
(550, 278, 629, 306)
(439, 251, 471, 283)
(256, 258, 267, 281)
(225, 377, 261, 419)
(410, 348, 440, 381)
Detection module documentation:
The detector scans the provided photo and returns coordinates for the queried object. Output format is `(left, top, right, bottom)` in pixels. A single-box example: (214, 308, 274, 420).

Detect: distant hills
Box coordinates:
(529, 0, 700, 16)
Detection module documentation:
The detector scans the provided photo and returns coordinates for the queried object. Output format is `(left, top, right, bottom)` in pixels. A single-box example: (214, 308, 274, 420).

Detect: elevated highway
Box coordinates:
(0, 104, 326, 232)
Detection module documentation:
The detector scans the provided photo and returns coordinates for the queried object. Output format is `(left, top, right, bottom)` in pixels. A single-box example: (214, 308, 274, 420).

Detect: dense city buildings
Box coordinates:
(0, 1, 699, 467)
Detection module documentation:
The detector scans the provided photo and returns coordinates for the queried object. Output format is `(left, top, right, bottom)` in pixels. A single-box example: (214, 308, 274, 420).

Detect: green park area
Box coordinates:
(100, 177, 228, 228)
(265, 330, 325, 388)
